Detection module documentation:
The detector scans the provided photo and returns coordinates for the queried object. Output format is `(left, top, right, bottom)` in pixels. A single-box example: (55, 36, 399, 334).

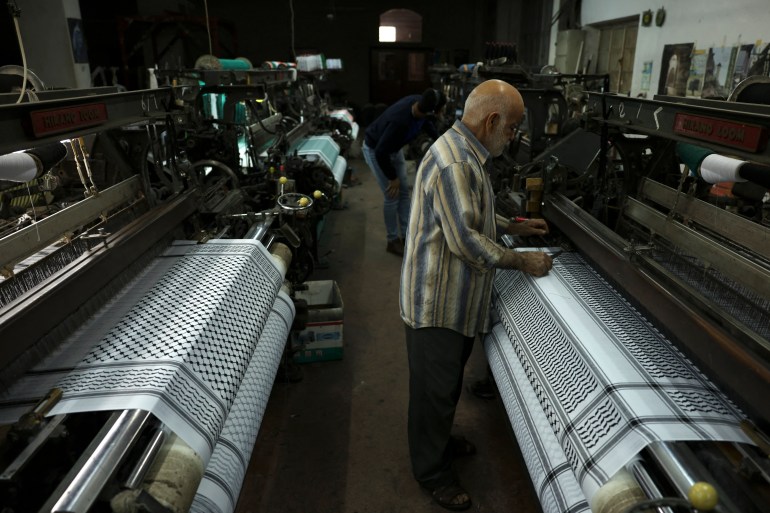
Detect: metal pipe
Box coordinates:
(123, 424, 169, 490)
(627, 457, 673, 513)
(627, 457, 665, 499)
(48, 409, 152, 513)
(263, 233, 276, 251)
(645, 441, 739, 513)
(244, 213, 276, 241)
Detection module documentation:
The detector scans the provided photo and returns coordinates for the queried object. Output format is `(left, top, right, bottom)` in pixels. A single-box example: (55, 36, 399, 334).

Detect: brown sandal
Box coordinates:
(429, 482, 472, 511)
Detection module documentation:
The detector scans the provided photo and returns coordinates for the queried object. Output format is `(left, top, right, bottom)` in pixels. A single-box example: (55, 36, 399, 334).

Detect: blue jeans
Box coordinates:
(362, 142, 411, 242)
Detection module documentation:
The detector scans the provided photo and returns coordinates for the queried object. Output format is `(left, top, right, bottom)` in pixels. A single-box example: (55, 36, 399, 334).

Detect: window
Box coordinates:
(379, 26, 396, 43)
(378, 9, 422, 43)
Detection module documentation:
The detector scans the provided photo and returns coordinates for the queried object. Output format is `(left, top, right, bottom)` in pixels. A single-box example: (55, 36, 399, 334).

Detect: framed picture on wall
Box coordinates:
(658, 43, 694, 97)
(701, 46, 737, 99)
(687, 49, 707, 97)
(731, 44, 755, 89)
(748, 42, 769, 76)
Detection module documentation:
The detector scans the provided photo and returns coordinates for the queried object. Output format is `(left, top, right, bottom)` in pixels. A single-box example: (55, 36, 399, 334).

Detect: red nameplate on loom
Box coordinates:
(29, 103, 108, 137)
(673, 113, 767, 153)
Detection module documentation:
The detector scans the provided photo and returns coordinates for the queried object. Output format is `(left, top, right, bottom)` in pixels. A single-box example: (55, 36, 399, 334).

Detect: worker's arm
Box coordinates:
(430, 163, 552, 277)
(373, 122, 409, 180)
(429, 163, 502, 270)
(495, 213, 550, 237)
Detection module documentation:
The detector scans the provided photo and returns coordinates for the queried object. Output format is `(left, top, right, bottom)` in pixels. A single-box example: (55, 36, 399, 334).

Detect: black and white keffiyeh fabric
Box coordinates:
(191, 289, 295, 513)
(50, 240, 285, 463)
(489, 250, 752, 509)
(486, 322, 591, 513)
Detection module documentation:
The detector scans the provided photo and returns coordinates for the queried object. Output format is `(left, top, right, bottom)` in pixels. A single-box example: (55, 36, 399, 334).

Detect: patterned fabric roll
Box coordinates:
(490, 250, 751, 503)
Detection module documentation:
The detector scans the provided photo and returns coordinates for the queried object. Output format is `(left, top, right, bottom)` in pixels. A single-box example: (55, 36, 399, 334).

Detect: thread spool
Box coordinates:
(675, 143, 712, 174)
(194, 55, 252, 70)
(0, 152, 39, 182)
(262, 61, 295, 70)
(0, 142, 67, 182)
(269, 242, 293, 280)
(111, 434, 203, 513)
(699, 154, 747, 184)
(591, 468, 647, 513)
(218, 57, 252, 70)
(677, 143, 770, 189)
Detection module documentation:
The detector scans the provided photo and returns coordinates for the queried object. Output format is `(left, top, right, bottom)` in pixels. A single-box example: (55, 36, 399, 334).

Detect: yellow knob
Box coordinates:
(269, 166, 276, 173)
(688, 482, 718, 511)
(313, 190, 323, 199)
(279, 176, 288, 184)
(298, 197, 310, 207)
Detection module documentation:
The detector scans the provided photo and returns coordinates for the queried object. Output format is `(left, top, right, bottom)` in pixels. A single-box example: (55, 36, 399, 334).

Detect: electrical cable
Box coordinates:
(203, 0, 213, 56)
(8, 1, 29, 103)
(247, 100, 276, 135)
(24, 181, 41, 242)
(289, 0, 296, 60)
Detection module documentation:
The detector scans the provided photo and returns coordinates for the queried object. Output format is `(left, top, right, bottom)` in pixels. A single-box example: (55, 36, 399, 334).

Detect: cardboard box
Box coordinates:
(291, 280, 344, 363)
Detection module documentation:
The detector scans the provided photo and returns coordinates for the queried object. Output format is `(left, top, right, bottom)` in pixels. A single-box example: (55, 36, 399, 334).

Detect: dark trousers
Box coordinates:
(405, 324, 474, 488)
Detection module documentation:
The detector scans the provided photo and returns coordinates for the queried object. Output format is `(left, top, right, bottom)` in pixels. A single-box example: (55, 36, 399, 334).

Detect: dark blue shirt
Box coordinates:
(364, 95, 438, 179)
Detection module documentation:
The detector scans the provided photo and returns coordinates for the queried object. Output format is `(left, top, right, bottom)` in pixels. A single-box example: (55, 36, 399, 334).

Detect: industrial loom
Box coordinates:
(486, 91, 770, 513)
(0, 63, 357, 512)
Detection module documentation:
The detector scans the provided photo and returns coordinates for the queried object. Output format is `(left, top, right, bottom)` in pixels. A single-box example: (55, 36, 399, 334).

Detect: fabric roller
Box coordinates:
(32, 239, 294, 512)
(290, 135, 341, 172)
(329, 109, 360, 140)
(0, 142, 67, 182)
(49, 239, 286, 462)
(332, 156, 348, 189)
(485, 322, 590, 513)
(190, 288, 295, 513)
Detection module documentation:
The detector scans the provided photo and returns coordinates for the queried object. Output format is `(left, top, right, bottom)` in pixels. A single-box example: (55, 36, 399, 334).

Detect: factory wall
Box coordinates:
(578, 0, 770, 98)
(2, 1, 564, 110)
(7, 0, 91, 89)
(131, 0, 495, 111)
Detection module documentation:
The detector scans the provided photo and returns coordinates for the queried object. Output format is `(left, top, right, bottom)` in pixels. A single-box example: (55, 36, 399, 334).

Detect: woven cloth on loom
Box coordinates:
(49, 240, 284, 463)
(491, 251, 752, 501)
(486, 322, 590, 513)
(191, 289, 294, 513)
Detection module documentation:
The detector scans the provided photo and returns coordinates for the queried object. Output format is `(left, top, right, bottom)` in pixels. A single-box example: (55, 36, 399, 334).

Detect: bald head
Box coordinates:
(462, 79, 524, 156)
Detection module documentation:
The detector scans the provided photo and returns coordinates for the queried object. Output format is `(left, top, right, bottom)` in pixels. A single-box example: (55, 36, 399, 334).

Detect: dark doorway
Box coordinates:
(369, 46, 433, 105)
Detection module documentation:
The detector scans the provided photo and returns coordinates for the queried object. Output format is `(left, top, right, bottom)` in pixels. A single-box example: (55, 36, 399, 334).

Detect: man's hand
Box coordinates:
(517, 251, 552, 276)
(497, 250, 553, 277)
(386, 179, 400, 198)
(507, 218, 549, 237)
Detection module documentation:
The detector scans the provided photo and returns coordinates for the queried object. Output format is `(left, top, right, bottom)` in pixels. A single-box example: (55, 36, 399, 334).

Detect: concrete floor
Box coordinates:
(235, 157, 542, 513)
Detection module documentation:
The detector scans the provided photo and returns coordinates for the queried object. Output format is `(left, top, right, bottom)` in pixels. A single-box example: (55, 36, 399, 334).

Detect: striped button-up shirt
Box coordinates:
(400, 120, 505, 337)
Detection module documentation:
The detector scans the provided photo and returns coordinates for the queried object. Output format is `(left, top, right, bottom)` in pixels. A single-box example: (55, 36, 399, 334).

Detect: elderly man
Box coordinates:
(400, 79, 552, 511)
